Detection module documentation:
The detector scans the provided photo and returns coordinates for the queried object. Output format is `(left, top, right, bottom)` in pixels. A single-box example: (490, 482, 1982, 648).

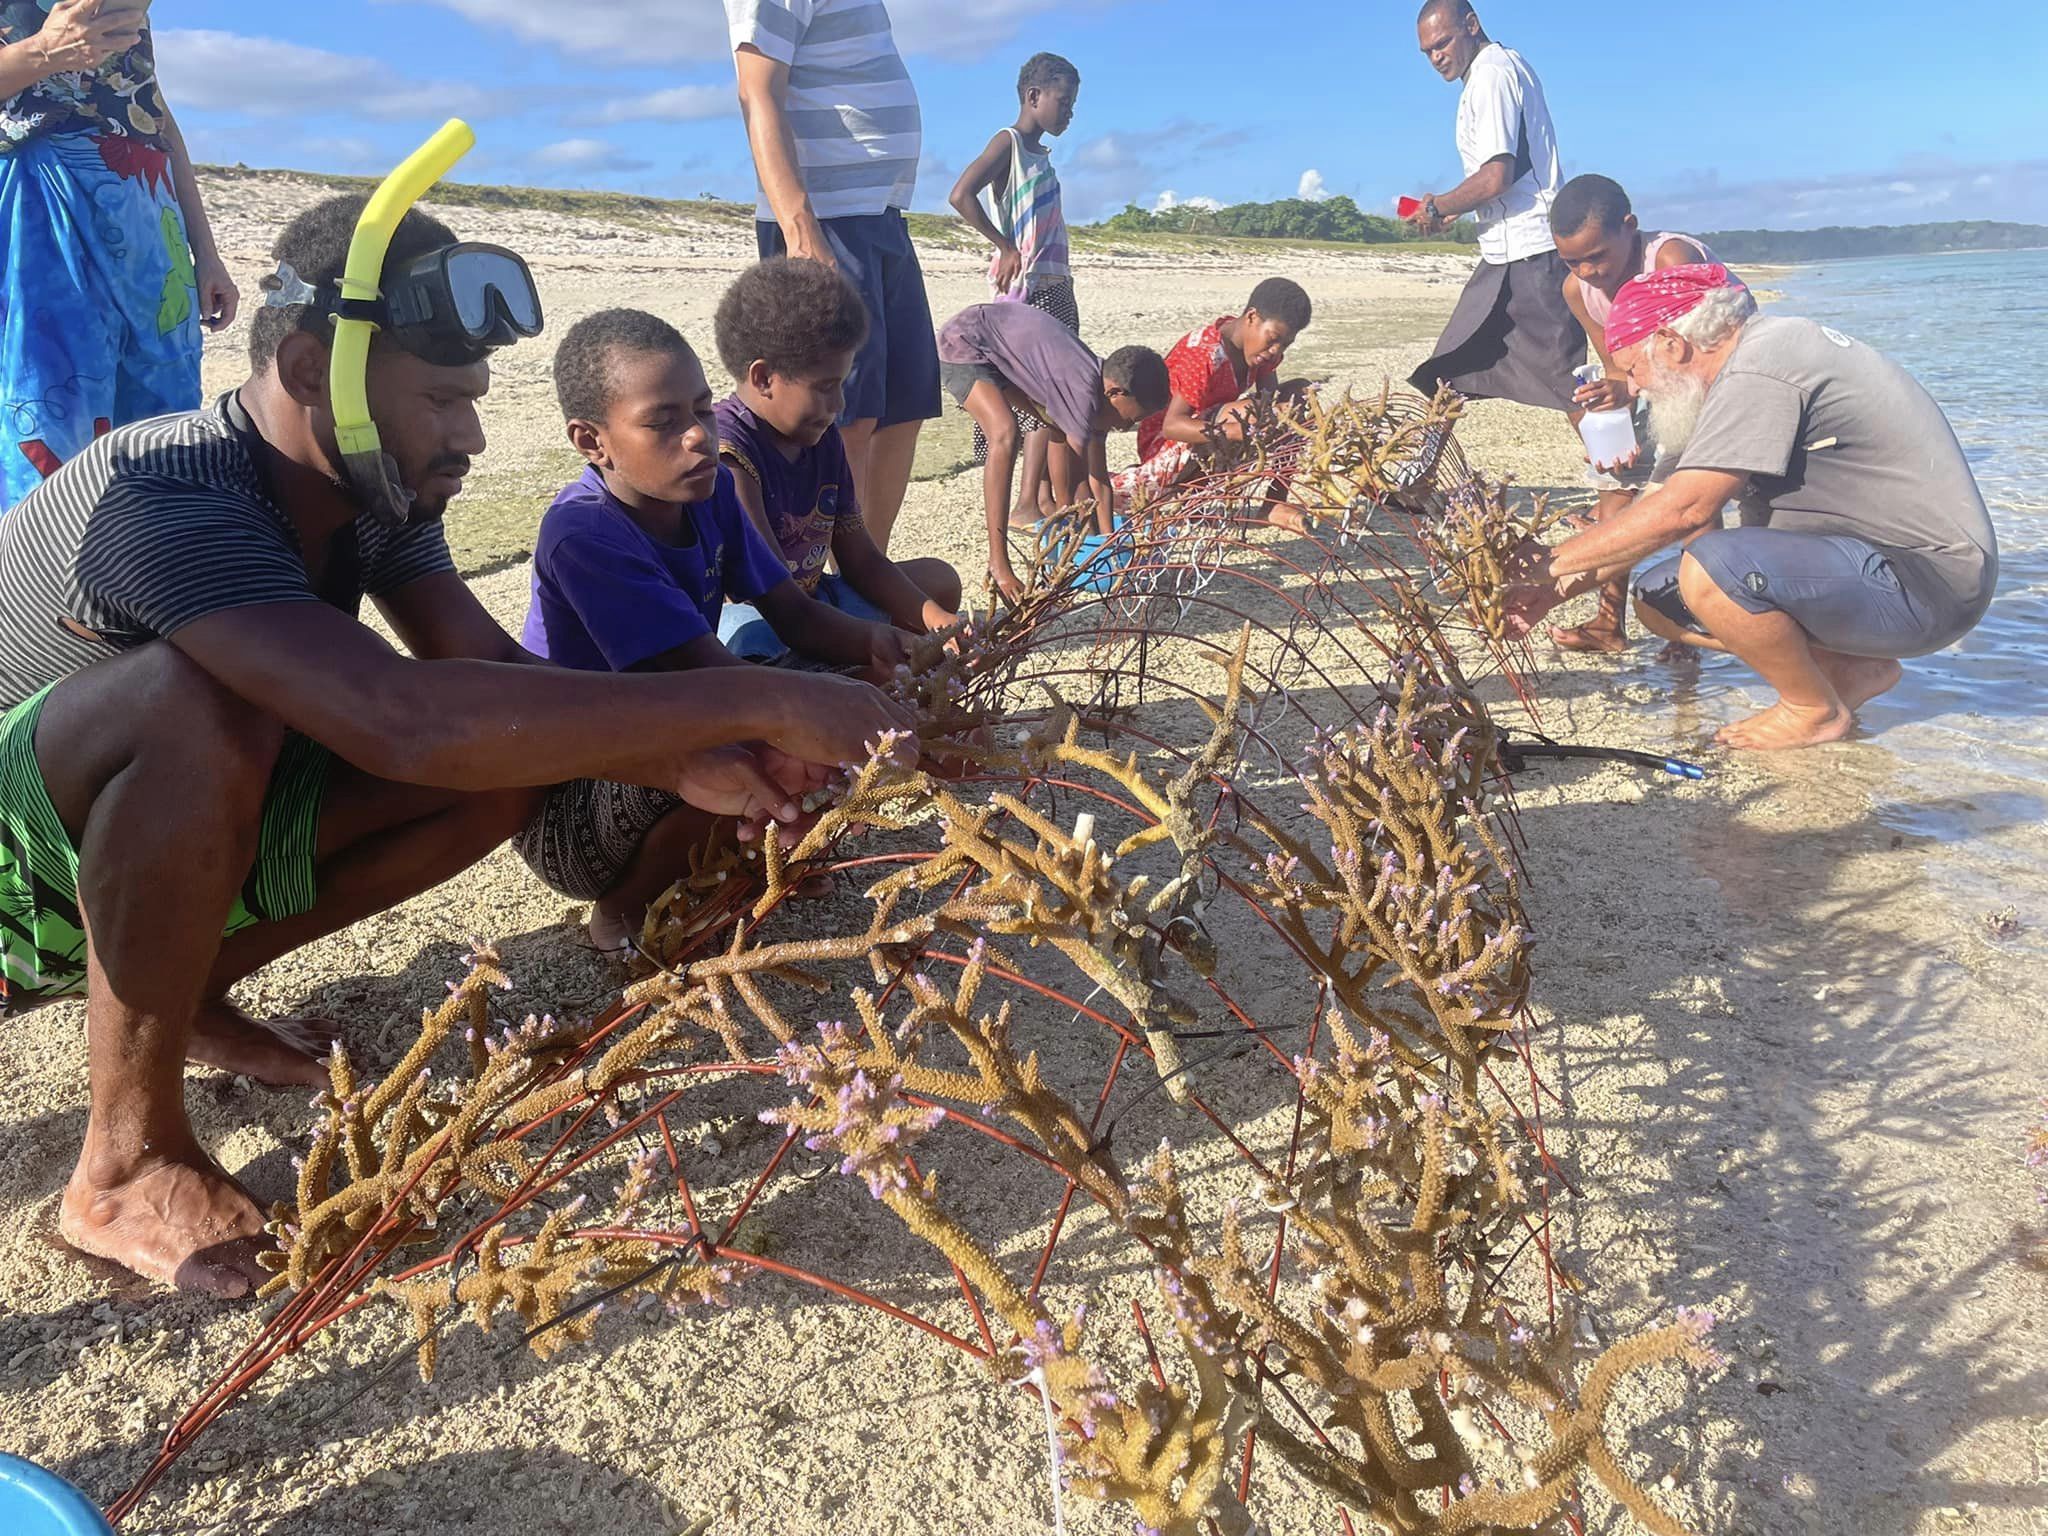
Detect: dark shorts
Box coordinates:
(514, 778, 682, 901)
(941, 359, 1006, 408)
(718, 572, 890, 663)
(1409, 249, 1587, 414)
(757, 210, 940, 431)
(1633, 529, 1952, 659)
(1, 685, 328, 1006)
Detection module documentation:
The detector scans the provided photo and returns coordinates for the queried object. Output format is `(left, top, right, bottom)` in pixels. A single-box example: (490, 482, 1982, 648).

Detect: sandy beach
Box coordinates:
(0, 172, 2042, 1536)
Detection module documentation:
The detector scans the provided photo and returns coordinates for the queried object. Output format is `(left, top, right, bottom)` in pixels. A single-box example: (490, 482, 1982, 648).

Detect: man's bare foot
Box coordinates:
(1822, 654, 1903, 712)
(1548, 622, 1630, 654)
(1264, 505, 1309, 534)
(1716, 699, 1858, 751)
(59, 1151, 271, 1298)
(588, 905, 638, 961)
(186, 1000, 339, 1088)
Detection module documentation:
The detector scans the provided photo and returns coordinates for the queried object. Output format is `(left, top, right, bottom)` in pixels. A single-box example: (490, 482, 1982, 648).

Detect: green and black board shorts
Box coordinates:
(0, 685, 330, 1009)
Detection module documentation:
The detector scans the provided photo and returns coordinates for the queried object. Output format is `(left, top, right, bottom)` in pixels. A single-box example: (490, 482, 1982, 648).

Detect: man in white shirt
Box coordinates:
(1405, 0, 1586, 414)
(725, 0, 939, 553)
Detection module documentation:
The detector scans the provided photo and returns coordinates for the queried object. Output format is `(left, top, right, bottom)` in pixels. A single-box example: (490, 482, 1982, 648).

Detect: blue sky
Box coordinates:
(157, 0, 2048, 231)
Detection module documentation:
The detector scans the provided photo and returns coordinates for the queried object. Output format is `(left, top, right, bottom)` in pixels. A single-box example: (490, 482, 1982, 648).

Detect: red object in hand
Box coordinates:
(1397, 196, 1424, 220)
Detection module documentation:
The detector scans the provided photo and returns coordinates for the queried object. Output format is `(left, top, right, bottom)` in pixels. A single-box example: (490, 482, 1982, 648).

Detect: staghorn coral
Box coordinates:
(117, 384, 1726, 1536)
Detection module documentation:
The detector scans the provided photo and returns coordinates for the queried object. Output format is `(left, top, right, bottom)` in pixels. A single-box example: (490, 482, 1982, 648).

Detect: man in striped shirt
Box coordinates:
(727, 0, 939, 554)
(0, 196, 913, 1298)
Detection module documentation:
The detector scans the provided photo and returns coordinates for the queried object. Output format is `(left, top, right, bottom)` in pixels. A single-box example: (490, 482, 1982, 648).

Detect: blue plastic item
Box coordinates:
(0, 1454, 114, 1535)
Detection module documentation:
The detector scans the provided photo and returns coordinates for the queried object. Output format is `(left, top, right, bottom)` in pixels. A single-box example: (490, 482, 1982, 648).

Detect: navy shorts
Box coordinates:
(757, 210, 940, 431)
(718, 573, 891, 663)
(1633, 528, 1948, 658)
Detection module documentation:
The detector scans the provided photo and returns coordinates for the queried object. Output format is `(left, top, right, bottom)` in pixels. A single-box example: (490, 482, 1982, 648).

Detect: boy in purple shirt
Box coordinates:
(518, 309, 914, 954)
(711, 258, 962, 661)
(935, 302, 1168, 600)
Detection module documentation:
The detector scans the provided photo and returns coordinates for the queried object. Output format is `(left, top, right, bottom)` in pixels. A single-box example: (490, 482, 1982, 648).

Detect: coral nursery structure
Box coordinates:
(107, 388, 1721, 1535)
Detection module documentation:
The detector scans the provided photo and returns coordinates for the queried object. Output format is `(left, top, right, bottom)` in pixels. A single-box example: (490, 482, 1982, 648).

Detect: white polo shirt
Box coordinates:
(1455, 42, 1561, 266)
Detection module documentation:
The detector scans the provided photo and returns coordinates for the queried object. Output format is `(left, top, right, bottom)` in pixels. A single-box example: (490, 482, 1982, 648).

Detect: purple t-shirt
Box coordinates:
(936, 302, 1104, 451)
(522, 465, 791, 672)
(714, 397, 863, 595)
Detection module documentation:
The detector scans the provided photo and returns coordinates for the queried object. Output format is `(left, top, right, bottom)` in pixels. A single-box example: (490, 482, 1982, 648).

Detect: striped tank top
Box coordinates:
(1578, 231, 1715, 329)
(980, 127, 1069, 297)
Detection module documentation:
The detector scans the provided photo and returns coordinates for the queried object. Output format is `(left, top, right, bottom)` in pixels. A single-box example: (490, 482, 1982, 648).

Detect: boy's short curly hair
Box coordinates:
(1018, 52, 1079, 99)
(554, 309, 693, 424)
(714, 258, 871, 383)
(249, 194, 458, 368)
(1103, 345, 1171, 417)
(1247, 277, 1313, 334)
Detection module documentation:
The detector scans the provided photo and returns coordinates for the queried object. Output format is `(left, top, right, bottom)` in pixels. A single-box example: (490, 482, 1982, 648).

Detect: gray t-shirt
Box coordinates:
(936, 303, 1103, 452)
(0, 395, 455, 711)
(1676, 315, 1998, 639)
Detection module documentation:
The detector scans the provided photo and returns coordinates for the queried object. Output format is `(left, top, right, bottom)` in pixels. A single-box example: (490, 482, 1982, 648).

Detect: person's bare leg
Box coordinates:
(896, 556, 964, 614)
(859, 420, 924, 555)
(1814, 646, 1903, 713)
(191, 769, 537, 1085)
(40, 647, 538, 1294)
(1675, 554, 1860, 750)
(1016, 428, 1053, 524)
(841, 417, 878, 546)
(960, 383, 1024, 595)
(587, 802, 727, 957)
(1551, 489, 1636, 653)
(1632, 594, 1729, 654)
(40, 648, 288, 1296)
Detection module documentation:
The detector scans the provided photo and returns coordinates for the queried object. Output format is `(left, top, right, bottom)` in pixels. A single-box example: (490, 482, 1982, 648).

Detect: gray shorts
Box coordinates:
(941, 359, 1006, 408)
(514, 779, 681, 900)
(1633, 529, 1949, 658)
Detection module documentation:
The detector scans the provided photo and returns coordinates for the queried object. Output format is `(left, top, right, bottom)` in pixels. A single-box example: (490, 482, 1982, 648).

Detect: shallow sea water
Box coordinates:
(1628, 249, 2048, 956)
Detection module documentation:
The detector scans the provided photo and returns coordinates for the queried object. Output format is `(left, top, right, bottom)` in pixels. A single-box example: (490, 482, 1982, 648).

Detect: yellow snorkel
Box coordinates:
(331, 120, 477, 525)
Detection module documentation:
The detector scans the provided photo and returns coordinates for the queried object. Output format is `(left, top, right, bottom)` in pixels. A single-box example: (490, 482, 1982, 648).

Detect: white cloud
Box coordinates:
(531, 138, 655, 179)
(155, 29, 499, 121)
(1058, 122, 1253, 222)
(1298, 169, 1331, 202)
(1153, 190, 1223, 213)
(380, 0, 1117, 62)
(592, 84, 735, 126)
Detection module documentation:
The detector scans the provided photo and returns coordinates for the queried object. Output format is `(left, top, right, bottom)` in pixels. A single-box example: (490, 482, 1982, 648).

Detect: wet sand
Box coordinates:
(0, 174, 2042, 1536)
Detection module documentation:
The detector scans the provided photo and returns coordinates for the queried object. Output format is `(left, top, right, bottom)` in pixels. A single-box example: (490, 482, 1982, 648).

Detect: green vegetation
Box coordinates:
(1700, 221, 2048, 263)
(1090, 195, 1480, 246)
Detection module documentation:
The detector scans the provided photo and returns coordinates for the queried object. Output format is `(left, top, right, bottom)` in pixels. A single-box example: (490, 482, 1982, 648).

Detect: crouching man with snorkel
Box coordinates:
(0, 136, 914, 1298)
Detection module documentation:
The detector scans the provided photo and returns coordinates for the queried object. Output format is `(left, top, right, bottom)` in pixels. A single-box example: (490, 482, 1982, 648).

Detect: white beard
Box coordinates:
(1642, 362, 1709, 460)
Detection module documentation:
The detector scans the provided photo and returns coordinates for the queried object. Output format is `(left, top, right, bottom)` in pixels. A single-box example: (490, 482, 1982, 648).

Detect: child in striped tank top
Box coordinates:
(950, 52, 1081, 521)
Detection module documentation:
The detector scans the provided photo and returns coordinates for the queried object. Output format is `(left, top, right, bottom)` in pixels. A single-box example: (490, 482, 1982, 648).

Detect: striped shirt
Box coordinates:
(0, 397, 454, 711)
(980, 128, 1069, 294)
(725, 0, 922, 221)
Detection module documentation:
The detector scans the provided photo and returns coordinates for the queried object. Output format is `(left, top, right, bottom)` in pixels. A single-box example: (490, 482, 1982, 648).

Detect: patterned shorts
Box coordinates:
(513, 778, 682, 901)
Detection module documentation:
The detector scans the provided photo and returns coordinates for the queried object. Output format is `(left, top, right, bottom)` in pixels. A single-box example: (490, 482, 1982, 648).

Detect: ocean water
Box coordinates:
(1638, 247, 2048, 946)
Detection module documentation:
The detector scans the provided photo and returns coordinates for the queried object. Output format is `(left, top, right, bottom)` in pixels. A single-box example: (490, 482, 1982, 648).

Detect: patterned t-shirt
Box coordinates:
(0, 396, 457, 710)
(0, 11, 168, 153)
(723, 0, 922, 221)
(714, 397, 862, 595)
(1135, 318, 1280, 465)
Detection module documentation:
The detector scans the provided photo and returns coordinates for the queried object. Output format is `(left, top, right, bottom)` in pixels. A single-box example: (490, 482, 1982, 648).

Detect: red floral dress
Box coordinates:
(1116, 318, 1278, 505)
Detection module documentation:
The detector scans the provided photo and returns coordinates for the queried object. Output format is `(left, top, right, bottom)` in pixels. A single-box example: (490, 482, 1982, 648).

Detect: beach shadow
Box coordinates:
(1512, 782, 2048, 1532)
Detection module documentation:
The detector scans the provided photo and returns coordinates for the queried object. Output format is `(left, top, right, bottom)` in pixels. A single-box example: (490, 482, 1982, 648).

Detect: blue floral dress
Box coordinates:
(0, 11, 201, 511)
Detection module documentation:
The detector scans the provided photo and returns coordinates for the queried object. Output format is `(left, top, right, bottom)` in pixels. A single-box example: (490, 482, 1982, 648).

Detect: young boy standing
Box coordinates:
(1118, 277, 1315, 529)
(934, 301, 1169, 601)
(949, 51, 1082, 521)
(1545, 174, 1715, 652)
(711, 258, 963, 661)
(519, 309, 917, 953)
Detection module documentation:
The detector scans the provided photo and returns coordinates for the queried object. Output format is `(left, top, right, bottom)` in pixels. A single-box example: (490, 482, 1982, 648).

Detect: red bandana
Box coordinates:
(1605, 262, 1745, 353)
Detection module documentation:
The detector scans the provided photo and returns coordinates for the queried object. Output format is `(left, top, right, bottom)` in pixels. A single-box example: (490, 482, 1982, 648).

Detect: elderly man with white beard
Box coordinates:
(1503, 263, 1999, 751)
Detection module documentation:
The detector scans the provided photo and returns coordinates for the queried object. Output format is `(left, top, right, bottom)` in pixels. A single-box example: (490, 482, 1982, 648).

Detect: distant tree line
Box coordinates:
(1699, 221, 2048, 263)
(1084, 199, 2047, 262)
(1093, 196, 1479, 245)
